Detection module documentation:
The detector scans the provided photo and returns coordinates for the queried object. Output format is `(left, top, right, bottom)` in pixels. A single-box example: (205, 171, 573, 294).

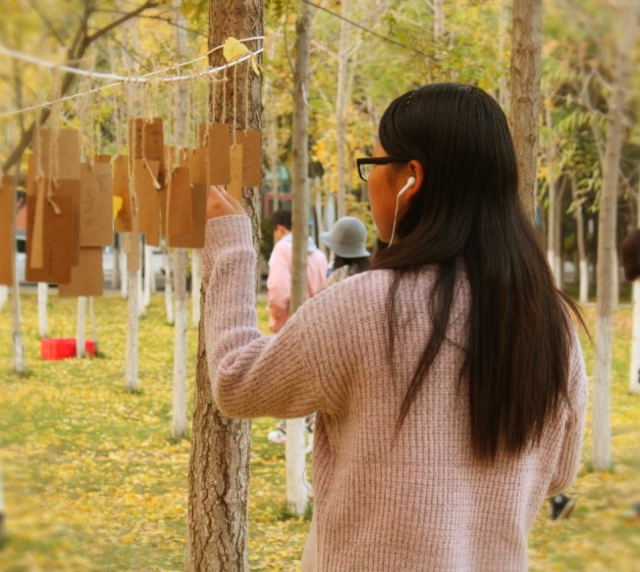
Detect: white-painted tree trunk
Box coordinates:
(90, 297, 98, 354)
(125, 270, 139, 391)
(172, 249, 188, 440)
(572, 178, 589, 304)
(190, 249, 201, 328)
(592, 0, 636, 472)
(137, 268, 145, 318)
(164, 248, 174, 325)
(120, 248, 128, 298)
(0, 286, 8, 312)
(11, 163, 23, 374)
(76, 297, 86, 358)
(630, 280, 640, 394)
(612, 253, 619, 312)
(285, 418, 308, 514)
(112, 236, 121, 290)
(144, 244, 153, 307)
(286, 0, 312, 516)
(580, 260, 589, 304)
(37, 282, 48, 338)
(335, 0, 349, 220)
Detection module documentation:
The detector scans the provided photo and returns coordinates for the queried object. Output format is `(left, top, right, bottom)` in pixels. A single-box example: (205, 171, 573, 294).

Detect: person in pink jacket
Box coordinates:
(267, 210, 328, 334)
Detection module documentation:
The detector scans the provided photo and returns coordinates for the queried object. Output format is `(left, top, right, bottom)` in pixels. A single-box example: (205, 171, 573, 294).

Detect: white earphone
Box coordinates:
(389, 176, 417, 245)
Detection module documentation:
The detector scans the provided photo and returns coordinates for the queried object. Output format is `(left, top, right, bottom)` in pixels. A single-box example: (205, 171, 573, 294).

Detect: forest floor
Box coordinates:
(0, 292, 639, 571)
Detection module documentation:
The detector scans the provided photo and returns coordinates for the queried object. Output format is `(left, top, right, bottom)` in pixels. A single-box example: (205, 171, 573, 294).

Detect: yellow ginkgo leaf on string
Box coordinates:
(222, 37, 261, 76)
(113, 196, 123, 220)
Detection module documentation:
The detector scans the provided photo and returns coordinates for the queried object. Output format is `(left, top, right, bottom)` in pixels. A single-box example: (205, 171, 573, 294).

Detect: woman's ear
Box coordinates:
(401, 159, 424, 203)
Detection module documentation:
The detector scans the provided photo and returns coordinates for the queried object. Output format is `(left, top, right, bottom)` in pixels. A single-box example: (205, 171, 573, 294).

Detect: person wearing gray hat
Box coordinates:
(320, 216, 371, 288)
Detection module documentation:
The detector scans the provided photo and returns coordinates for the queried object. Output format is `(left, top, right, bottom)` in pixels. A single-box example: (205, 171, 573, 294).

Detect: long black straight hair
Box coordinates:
(372, 83, 583, 461)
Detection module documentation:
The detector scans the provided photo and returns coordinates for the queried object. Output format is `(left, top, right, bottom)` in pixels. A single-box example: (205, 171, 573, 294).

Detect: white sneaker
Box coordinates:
(267, 428, 286, 444)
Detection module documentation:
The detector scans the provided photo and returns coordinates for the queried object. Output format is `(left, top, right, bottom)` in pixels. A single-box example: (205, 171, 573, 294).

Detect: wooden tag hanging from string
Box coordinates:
(166, 166, 193, 245)
(199, 124, 230, 185)
(228, 144, 243, 202)
(0, 176, 15, 286)
(58, 247, 104, 297)
(135, 159, 161, 247)
(235, 130, 262, 187)
(80, 157, 113, 247)
(33, 128, 81, 180)
(113, 154, 132, 232)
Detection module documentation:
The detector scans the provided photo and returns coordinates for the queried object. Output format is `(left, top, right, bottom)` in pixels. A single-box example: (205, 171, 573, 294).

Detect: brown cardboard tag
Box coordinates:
(235, 130, 262, 187)
(167, 166, 193, 241)
(80, 161, 113, 247)
(53, 179, 82, 267)
(58, 247, 104, 297)
(33, 129, 81, 180)
(113, 155, 132, 233)
(167, 182, 207, 249)
(30, 178, 48, 269)
(187, 147, 207, 186)
(0, 183, 14, 286)
(135, 159, 161, 247)
(228, 144, 243, 202)
(129, 118, 164, 164)
(200, 124, 230, 185)
(26, 195, 74, 284)
(27, 154, 37, 196)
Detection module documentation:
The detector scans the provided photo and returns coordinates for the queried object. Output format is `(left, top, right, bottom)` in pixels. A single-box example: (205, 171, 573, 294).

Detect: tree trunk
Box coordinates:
(112, 234, 121, 290)
(171, 0, 188, 442)
(433, 0, 445, 43)
(11, 163, 24, 374)
(144, 243, 153, 307)
(90, 296, 98, 354)
(0, 286, 7, 312)
(509, 0, 542, 219)
(591, 0, 636, 471)
(191, 249, 202, 328)
(186, 0, 263, 568)
(172, 249, 188, 440)
(76, 297, 87, 358)
(0, 457, 5, 541)
(264, 30, 280, 213)
(572, 178, 589, 304)
(125, 270, 139, 391)
(137, 266, 145, 318)
(120, 247, 128, 298)
(165, 247, 175, 325)
(336, 0, 349, 219)
(37, 282, 48, 338)
(284, 0, 312, 517)
(498, 2, 511, 108)
(545, 105, 562, 287)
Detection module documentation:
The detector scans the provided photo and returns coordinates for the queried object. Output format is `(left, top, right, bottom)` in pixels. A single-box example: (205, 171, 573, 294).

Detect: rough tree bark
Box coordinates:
(591, 0, 636, 471)
(186, 0, 263, 568)
(509, 0, 542, 219)
(285, 0, 312, 517)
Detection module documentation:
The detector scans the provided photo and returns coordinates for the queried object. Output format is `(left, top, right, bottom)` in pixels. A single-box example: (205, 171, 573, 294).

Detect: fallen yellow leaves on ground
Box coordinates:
(0, 294, 638, 571)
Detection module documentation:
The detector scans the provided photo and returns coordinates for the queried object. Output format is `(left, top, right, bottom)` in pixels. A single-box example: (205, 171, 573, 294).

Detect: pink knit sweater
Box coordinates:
(202, 216, 588, 572)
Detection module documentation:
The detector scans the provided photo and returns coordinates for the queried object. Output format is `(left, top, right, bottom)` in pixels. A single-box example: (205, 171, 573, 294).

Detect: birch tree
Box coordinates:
(571, 177, 589, 304)
(76, 296, 86, 358)
(171, 0, 188, 441)
(186, 0, 263, 567)
(509, 0, 542, 219)
(164, 247, 174, 324)
(0, 286, 7, 312)
(591, 0, 637, 471)
(335, 0, 350, 219)
(285, 0, 312, 517)
(37, 282, 48, 338)
(11, 163, 24, 373)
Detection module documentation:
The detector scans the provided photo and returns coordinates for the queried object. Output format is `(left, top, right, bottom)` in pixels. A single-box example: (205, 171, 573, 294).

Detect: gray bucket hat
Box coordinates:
(320, 216, 370, 258)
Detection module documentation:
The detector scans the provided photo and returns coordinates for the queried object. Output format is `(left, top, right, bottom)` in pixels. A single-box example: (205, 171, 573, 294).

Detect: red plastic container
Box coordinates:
(40, 338, 95, 360)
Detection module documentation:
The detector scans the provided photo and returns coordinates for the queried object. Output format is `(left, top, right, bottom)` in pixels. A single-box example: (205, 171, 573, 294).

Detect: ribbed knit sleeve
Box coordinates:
(547, 326, 589, 496)
(202, 216, 324, 419)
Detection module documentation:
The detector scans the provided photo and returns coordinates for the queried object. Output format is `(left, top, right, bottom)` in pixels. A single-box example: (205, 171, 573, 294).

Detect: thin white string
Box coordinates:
(0, 37, 264, 82)
(0, 45, 264, 120)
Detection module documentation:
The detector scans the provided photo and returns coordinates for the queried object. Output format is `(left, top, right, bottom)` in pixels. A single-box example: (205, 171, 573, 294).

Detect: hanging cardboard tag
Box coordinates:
(30, 178, 48, 269)
(167, 166, 193, 241)
(54, 179, 82, 267)
(129, 118, 164, 169)
(187, 146, 207, 186)
(0, 182, 13, 286)
(200, 124, 231, 185)
(235, 130, 262, 187)
(26, 195, 74, 284)
(58, 247, 104, 297)
(167, 182, 207, 249)
(228, 144, 243, 202)
(134, 159, 161, 247)
(33, 128, 81, 180)
(27, 154, 37, 196)
(113, 155, 132, 233)
(80, 161, 113, 247)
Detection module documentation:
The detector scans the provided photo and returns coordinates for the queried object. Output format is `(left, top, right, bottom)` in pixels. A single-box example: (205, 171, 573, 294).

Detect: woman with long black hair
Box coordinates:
(202, 83, 587, 571)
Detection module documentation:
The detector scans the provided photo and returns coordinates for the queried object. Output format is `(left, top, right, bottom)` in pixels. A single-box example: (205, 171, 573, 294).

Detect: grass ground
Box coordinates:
(0, 291, 639, 571)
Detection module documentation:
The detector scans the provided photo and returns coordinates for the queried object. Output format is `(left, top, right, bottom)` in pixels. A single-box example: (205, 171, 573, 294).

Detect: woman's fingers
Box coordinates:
(206, 185, 248, 220)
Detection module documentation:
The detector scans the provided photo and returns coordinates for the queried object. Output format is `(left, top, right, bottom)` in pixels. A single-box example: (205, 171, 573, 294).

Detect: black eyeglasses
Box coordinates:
(356, 157, 408, 182)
